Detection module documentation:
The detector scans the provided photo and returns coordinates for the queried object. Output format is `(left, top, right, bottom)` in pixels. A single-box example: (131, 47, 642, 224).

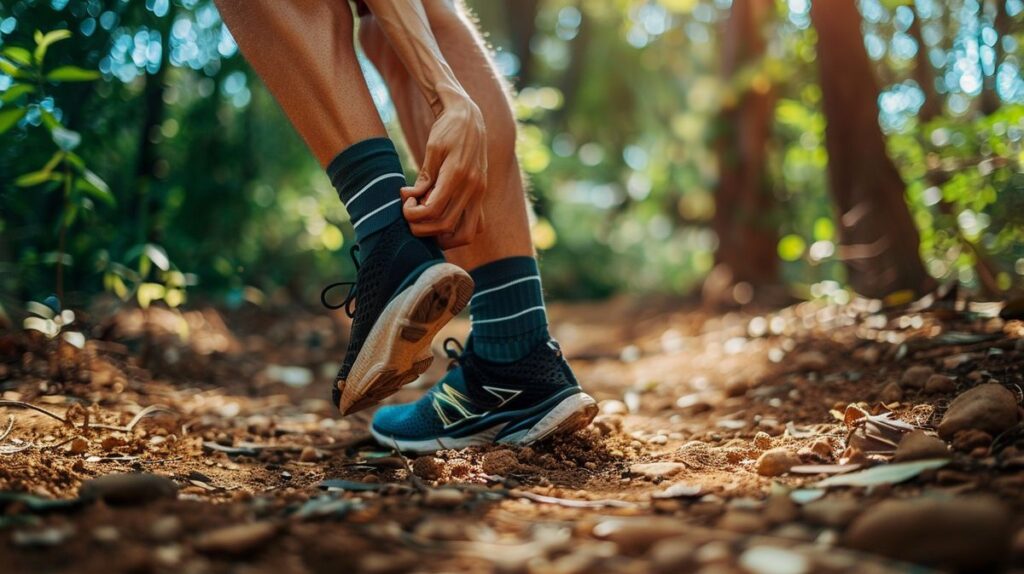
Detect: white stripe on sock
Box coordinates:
(471, 306, 547, 325)
(344, 173, 405, 208)
(352, 198, 402, 229)
(470, 275, 541, 301)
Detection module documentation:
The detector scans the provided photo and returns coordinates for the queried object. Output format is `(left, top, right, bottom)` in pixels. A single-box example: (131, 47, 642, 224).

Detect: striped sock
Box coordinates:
(469, 256, 551, 363)
(327, 137, 408, 259)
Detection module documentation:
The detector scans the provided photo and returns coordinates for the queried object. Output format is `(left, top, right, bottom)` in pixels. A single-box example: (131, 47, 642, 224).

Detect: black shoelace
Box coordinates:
(320, 245, 361, 318)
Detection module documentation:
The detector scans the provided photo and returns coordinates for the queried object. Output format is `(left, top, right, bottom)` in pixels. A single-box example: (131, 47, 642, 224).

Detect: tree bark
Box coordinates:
(908, 6, 942, 122)
(504, 0, 540, 89)
(712, 0, 778, 289)
(811, 0, 934, 299)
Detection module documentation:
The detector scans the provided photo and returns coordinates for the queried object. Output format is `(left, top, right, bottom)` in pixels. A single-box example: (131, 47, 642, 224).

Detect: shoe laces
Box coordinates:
(320, 245, 361, 318)
(442, 337, 465, 371)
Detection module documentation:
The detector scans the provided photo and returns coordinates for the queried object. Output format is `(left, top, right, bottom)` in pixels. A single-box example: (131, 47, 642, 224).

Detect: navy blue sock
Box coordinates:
(327, 137, 411, 259)
(469, 257, 551, 363)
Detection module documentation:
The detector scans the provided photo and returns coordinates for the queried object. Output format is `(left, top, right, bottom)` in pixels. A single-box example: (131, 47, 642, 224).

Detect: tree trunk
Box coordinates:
(811, 0, 934, 299)
(504, 0, 540, 89)
(980, 0, 1009, 115)
(908, 6, 942, 122)
(712, 0, 778, 291)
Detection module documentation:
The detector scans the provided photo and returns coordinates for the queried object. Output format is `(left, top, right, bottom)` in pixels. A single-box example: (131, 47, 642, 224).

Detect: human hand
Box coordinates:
(402, 94, 487, 249)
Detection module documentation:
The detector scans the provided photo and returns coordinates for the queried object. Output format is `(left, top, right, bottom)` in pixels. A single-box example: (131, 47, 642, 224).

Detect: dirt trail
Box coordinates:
(1, 294, 1023, 573)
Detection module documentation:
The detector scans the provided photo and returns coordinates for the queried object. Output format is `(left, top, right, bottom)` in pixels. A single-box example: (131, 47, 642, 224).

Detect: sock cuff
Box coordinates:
(470, 256, 540, 289)
(327, 138, 407, 241)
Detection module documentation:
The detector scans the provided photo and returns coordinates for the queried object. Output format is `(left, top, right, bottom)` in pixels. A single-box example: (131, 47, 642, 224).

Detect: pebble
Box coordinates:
(423, 488, 466, 509)
(648, 434, 668, 445)
(738, 546, 810, 574)
(67, 437, 88, 455)
(845, 497, 1011, 571)
(725, 379, 748, 398)
(592, 415, 623, 436)
(481, 449, 520, 475)
(951, 429, 992, 452)
(411, 456, 445, 481)
(937, 383, 1020, 439)
(648, 536, 696, 573)
(150, 516, 183, 542)
(717, 510, 766, 533)
(592, 518, 689, 555)
(763, 493, 799, 524)
(630, 462, 686, 479)
(755, 448, 800, 477)
(793, 351, 827, 372)
(599, 400, 628, 415)
(892, 430, 949, 462)
(879, 382, 903, 404)
(299, 446, 321, 462)
(753, 432, 772, 450)
(193, 521, 279, 555)
(802, 498, 861, 527)
(900, 365, 934, 389)
(79, 473, 178, 506)
(924, 374, 956, 394)
(92, 526, 119, 544)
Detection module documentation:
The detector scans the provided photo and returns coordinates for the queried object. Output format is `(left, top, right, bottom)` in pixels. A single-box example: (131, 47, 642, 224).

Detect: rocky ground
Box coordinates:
(1, 289, 1023, 573)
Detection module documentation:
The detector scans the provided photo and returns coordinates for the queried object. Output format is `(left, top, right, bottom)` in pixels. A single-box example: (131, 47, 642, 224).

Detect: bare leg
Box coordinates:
(215, 0, 385, 167)
(358, 1, 534, 270)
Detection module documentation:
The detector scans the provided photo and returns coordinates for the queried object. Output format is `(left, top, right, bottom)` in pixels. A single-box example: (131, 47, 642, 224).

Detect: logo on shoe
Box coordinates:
(432, 383, 522, 428)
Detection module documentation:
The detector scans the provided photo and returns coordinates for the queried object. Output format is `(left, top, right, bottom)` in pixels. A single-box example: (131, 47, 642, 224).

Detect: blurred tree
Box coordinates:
(811, 0, 934, 300)
(711, 0, 778, 298)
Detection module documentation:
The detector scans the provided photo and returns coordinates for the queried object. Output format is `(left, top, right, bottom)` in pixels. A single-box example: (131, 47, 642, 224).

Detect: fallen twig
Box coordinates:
(87, 404, 176, 432)
(0, 400, 72, 427)
(0, 416, 14, 442)
(509, 489, 641, 509)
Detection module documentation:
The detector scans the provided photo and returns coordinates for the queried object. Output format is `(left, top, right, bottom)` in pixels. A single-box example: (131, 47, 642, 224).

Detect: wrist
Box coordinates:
(433, 82, 471, 114)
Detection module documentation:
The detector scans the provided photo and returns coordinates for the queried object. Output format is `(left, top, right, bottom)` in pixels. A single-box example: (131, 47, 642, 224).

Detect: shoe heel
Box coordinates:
(509, 393, 598, 445)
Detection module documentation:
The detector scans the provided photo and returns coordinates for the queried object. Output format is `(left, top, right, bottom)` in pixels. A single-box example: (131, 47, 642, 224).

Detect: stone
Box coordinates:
(299, 446, 321, 462)
(67, 437, 88, 455)
(951, 429, 992, 452)
(725, 379, 748, 398)
(648, 536, 697, 573)
(879, 382, 903, 404)
(892, 430, 949, 462)
(592, 415, 622, 436)
(755, 448, 800, 477)
(150, 516, 182, 542)
(79, 473, 178, 506)
(900, 365, 934, 389)
(808, 439, 833, 460)
(924, 374, 956, 394)
(592, 518, 689, 555)
(802, 498, 861, 528)
(717, 510, 766, 533)
(738, 546, 810, 574)
(599, 400, 628, 415)
(630, 462, 685, 479)
(193, 521, 278, 555)
(753, 432, 772, 450)
(481, 449, 520, 476)
(937, 383, 1019, 439)
(411, 456, 445, 481)
(794, 351, 828, 372)
(423, 488, 466, 509)
(845, 497, 1011, 571)
(763, 493, 799, 524)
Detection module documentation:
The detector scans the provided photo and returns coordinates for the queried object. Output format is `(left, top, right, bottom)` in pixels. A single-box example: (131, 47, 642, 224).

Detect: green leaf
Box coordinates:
(46, 65, 100, 83)
(41, 151, 66, 174)
(0, 57, 25, 79)
(0, 46, 32, 66)
(0, 108, 27, 135)
(0, 83, 35, 104)
(144, 244, 170, 271)
(39, 108, 60, 131)
(76, 170, 115, 206)
(15, 169, 61, 187)
(33, 29, 72, 64)
(814, 459, 949, 488)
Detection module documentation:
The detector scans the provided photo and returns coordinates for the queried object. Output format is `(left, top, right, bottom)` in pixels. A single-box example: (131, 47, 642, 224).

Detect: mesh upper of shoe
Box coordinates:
(372, 339, 580, 439)
(332, 220, 443, 402)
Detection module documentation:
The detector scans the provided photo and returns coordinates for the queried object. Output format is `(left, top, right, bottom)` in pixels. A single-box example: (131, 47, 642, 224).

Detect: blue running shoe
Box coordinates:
(371, 338, 598, 454)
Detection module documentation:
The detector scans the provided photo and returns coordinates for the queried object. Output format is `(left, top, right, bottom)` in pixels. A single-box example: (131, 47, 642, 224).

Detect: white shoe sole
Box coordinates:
(337, 262, 473, 415)
(371, 392, 598, 454)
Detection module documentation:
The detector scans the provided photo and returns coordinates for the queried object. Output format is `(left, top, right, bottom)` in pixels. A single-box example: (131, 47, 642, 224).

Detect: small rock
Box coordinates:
(79, 473, 178, 506)
(423, 488, 466, 509)
(150, 516, 182, 542)
(648, 434, 668, 445)
(592, 518, 689, 555)
(630, 462, 685, 479)
(802, 498, 862, 528)
(717, 510, 766, 533)
(592, 415, 622, 436)
(599, 400, 628, 415)
(411, 456, 445, 481)
(900, 365, 934, 389)
(879, 381, 903, 403)
(952, 429, 993, 452)
(924, 374, 956, 394)
(194, 521, 279, 555)
(67, 437, 88, 455)
(938, 383, 1020, 439)
(739, 546, 810, 574)
(845, 497, 1011, 571)
(808, 439, 833, 460)
(725, 379, 748, 398)
(13, 525, 75, 547)
(299, 446, 321, 462)
(753, 432, 772, 450)
(92, 526, 119, 544)
(648, 536, 696, 573)
(481, 449, 519, 476)
(763, 493, 799, 524)
(755, 448, 800, 477)
(794, 351, 828, 372)
(892, 430, 949, 462)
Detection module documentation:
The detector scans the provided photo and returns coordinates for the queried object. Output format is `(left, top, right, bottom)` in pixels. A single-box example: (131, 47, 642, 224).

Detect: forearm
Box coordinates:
(361, 0, 468, 115)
